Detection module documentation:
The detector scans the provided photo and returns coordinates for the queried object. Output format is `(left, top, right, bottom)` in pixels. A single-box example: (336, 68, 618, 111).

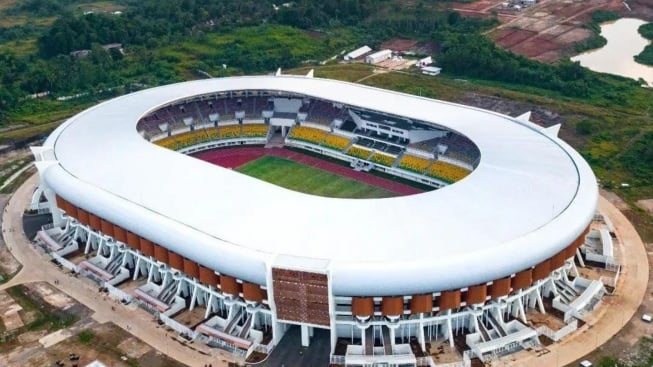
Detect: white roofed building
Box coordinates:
(365, 49, 392, 64)
(344, 45, 372, 61)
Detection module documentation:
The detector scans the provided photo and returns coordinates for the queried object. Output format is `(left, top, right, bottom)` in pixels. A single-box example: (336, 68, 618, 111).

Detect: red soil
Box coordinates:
(194, 147, 424, 196)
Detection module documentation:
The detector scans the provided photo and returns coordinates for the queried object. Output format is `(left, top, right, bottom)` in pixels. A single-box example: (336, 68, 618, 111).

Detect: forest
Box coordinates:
(1, 0, 642, 118)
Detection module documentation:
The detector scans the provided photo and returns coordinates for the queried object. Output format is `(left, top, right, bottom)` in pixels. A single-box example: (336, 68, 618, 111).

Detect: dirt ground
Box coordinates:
(628, 0, 653, 21)
(635, 199, 653, 215)
(4, 322, 186, 367)
(454, 0, 653, 62)
(458, 92, 565, 128)
(0, 283, 187, 367)
(490, 0, 623, 61)
(379, 38, 439, 55)
(380, 38, 419, 52)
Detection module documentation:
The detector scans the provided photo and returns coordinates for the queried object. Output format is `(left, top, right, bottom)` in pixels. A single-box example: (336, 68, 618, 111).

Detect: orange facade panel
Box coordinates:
(126, 232, 141, 251)
(113, 225, 127, 243)
(352, 297, 375, 317)
(242, 282, 264, 303)
(55, 195, 66, 210)
(565, 243, 577, 259)
(168, 251, 183, 270)
(88, 213, 101, 231)
(153, 245, 169, 263)
(439, 290, 461, 311)
(183, 258, 200, 278)
(532, 259, 551, 282)
(77, 208, 90, 225)
(410, 294, 433, 314)
(466, 285, 487, 305)
(511, 269, 533, 290)
(64, 201, 78, 219)
(140, 238, 154, 257)
(220, 275, 241, 296)
(100, 219, 114, 237)
(381, 297, 404, 316)
(490, 277, 511, 299)
(199, 266, 219, 287)
(550, 250, 567, 269)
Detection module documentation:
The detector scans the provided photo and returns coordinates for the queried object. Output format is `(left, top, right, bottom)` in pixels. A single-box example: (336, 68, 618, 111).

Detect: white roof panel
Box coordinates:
(42, 76, 597, 296)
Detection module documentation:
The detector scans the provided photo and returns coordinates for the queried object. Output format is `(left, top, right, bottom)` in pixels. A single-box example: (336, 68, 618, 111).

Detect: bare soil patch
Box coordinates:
(636, 199, 653, 215)
(380, 38, 419, 52)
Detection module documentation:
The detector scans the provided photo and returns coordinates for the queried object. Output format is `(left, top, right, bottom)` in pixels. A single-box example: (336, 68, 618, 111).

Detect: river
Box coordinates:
(571, 18, 653, 86)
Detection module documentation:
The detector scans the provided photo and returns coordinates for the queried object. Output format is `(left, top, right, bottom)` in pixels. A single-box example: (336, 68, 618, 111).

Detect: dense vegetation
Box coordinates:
(436, 32, 613, 99)
(635, 22, 653, 66)
(574, 10, 621, 53)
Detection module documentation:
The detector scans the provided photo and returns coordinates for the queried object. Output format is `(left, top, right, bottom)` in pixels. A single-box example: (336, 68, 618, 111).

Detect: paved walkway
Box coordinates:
(495, 195, 649, 366)
(1, 174, 231, 367)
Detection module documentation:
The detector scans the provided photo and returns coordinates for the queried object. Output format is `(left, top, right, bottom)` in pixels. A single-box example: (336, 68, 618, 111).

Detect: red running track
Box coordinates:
(194, 147, 424, 196)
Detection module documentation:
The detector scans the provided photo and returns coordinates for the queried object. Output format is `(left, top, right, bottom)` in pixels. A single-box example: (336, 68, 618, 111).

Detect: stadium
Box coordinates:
(30, 74, 609, 366)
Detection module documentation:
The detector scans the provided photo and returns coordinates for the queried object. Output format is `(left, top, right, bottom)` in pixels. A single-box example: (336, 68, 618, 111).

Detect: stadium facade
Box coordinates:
(30, 75, 604, 366)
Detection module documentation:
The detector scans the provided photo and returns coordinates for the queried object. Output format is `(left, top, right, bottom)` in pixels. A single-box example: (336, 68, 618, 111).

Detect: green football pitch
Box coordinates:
(236, 156, 395, 199)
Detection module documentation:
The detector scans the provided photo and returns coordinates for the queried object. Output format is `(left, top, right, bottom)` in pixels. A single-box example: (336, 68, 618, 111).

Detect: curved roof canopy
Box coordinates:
(41, 76, 598, 296)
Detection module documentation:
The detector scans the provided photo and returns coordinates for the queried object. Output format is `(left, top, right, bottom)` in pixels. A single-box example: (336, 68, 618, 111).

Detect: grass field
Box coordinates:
(236, 156, 394, 199)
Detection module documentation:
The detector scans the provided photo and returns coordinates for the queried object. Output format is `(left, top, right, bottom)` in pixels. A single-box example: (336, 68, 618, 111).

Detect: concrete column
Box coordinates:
(204, 293, 214, 319)
(516, 297, 527, 323)
(133, 257, 141, 280)
(535, 287, 546, 314)
(189, 284, 199, 311)
(576, 248, 586, 267)
(418, 316, 426, 351)
(301, 324, 310, 347)
(446, 310, 454, 348)
(84, 234, 92, 254)
(96, 239, 104, 258)
(147, 262, 155, 283)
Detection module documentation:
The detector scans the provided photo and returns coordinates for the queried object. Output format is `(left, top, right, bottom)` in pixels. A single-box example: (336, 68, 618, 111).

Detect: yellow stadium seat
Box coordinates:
(347, 146, 372, 160)
(288, 126, 328, 145)
(322, 134, 350, 151)
(398, 155, 431, 173)
(370, 153, 396, 166)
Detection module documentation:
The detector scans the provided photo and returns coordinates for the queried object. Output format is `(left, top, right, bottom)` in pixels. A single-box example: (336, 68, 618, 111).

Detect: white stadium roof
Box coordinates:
(40, 75, 598, 296)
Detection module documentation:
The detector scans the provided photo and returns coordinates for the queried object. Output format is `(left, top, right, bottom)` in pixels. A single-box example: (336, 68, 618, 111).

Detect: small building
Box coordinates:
(70, 49, 91, 58)
(522, 0, 536, 5)
(417, 56, 432, 67)
(344, 45, 372, 61)
(365, 49, 392, 64)
(421, 66, 442, 76)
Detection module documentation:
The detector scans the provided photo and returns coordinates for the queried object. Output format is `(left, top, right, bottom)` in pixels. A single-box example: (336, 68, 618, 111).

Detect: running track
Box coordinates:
(194, 147, 423, 196)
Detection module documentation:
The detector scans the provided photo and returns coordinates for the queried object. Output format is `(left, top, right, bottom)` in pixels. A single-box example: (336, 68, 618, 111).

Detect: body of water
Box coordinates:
(571, 18, 653, 86)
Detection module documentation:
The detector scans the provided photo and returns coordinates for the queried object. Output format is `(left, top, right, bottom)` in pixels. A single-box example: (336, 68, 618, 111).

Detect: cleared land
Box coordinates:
(236, 156, 395, 199)
(452, 0, 642, 62)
